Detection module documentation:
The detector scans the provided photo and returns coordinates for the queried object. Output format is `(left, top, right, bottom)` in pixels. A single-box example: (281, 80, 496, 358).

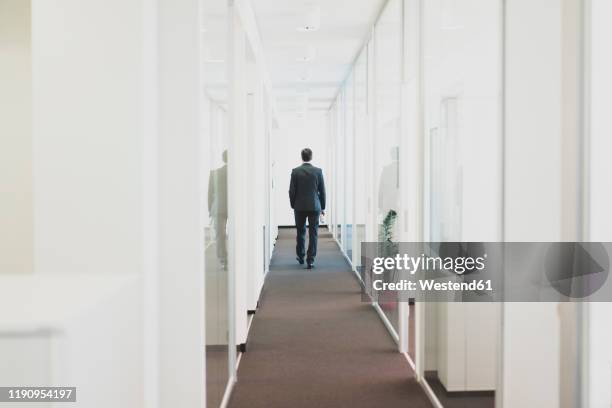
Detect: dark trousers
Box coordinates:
(294, 210, 320, 264)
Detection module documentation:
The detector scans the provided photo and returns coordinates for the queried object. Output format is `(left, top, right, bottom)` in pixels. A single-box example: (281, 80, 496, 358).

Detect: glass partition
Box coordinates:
(331, 104, 338, 239)
(328, 105, 336, 238)
(374, 0, 403, 334)
(353, 47, 368, 270)
(202, 1, 230, 406)
(344, 74, 355, 259)
(422, 0, 502, 406)
(336, 92, 346, 244)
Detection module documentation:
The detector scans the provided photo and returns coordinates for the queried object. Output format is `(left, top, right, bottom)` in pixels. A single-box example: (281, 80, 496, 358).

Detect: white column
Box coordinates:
(31, 0, 150, 405)
(32, 0, 144, 276)
(30, 0, 206, 405)
(157, 0, 206, 405)
(246, 64, 265, 312)
(585, 1, 612, 407)
(503, 0, 583, 406)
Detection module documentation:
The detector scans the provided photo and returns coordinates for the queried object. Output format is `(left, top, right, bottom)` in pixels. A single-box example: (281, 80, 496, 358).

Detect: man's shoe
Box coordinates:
(296, 257, 304, 265)
(307, 263, 314, 269)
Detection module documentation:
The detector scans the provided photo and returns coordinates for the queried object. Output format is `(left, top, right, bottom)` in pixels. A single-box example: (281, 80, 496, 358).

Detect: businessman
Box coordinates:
(289, 148, 326, 269)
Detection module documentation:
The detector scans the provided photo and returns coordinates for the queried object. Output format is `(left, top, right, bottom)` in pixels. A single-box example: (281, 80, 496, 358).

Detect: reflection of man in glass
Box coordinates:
(378, 146, 400, 217)
(208, 150, 228, 266)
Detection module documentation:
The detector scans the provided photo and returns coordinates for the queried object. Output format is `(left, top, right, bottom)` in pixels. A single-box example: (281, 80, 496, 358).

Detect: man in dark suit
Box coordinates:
(289, 148, 326, 269)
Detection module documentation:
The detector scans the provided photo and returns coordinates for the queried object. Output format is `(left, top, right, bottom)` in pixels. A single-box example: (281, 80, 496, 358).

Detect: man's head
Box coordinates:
(301, 148, 313, 162)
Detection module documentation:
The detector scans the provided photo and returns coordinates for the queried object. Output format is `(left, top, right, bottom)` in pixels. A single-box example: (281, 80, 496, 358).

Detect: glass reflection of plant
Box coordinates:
(382, 209, 397, 242)
(379, 209, 399, 308)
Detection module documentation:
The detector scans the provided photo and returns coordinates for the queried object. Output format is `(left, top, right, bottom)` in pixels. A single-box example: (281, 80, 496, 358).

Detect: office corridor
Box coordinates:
(228, 228, 431, 408)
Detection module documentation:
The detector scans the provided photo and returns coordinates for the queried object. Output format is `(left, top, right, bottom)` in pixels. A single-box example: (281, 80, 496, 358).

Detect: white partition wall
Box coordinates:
(25, 0, 208, 405)
(585, 1, 612, 407)
(30, 0, 149, 405)
(503, 0, 586, 407)
(587, 0, 612, 242)
(0, 0, 33, 275)
(246, 63, 266, 313)
(32, 0, 145, 277)
(158, 0, 207, 405)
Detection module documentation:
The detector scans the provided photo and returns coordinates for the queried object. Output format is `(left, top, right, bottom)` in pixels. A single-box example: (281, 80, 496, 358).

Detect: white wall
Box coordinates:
(503, 0, 582, 406)
(30, 0, 207, 406)
(30, 0, 147, 405)
(589, 0, 612, 242)
(32, 0, 143, 275)
(273, 114, 329, 226)
(158, 0, 206, 404)
(587, 2, 612, 406)
(246, 67, 266, 311)
(0, 0, 33, 274)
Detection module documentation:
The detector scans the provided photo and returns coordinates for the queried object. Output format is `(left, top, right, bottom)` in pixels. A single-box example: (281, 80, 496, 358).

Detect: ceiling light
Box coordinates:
(296, 45, 316, 63)
(296, 4, 320, 32)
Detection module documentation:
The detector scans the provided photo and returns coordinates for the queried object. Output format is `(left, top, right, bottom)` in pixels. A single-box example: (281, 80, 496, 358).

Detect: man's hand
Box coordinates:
(321, 210, 325, 216)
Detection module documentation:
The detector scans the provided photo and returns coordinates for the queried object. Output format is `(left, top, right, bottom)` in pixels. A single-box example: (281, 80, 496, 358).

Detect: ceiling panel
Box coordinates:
(252, 0, 385, 119)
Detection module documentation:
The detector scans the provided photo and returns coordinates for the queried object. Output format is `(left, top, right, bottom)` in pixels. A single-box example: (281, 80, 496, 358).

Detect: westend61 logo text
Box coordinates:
(372, 253, 487, 275)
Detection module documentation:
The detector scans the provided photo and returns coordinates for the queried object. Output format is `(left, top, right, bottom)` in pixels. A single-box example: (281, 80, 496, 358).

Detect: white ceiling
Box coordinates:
(252, 0, 385, 117)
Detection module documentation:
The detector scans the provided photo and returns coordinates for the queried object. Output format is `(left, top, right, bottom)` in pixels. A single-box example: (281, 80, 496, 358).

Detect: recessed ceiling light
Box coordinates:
(296, 4, 320, 32)
(297, 24, 319, 32)
(295, 46, 316, 63)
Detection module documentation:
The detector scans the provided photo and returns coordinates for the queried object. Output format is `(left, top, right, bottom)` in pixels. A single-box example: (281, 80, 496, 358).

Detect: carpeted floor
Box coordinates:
(228, 228, 432, 408)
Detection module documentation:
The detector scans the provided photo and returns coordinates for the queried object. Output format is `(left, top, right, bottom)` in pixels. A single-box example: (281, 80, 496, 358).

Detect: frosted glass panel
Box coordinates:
(344, 74, 355, 258)
(374, 0, 403, 334)
(353, 47, 368, 268)
(202, 1, 230, 406)
(422, 0, 502, 405)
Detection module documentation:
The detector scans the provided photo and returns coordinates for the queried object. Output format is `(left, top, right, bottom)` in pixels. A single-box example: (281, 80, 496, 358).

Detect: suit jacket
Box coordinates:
(289, 163, 326, 212)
